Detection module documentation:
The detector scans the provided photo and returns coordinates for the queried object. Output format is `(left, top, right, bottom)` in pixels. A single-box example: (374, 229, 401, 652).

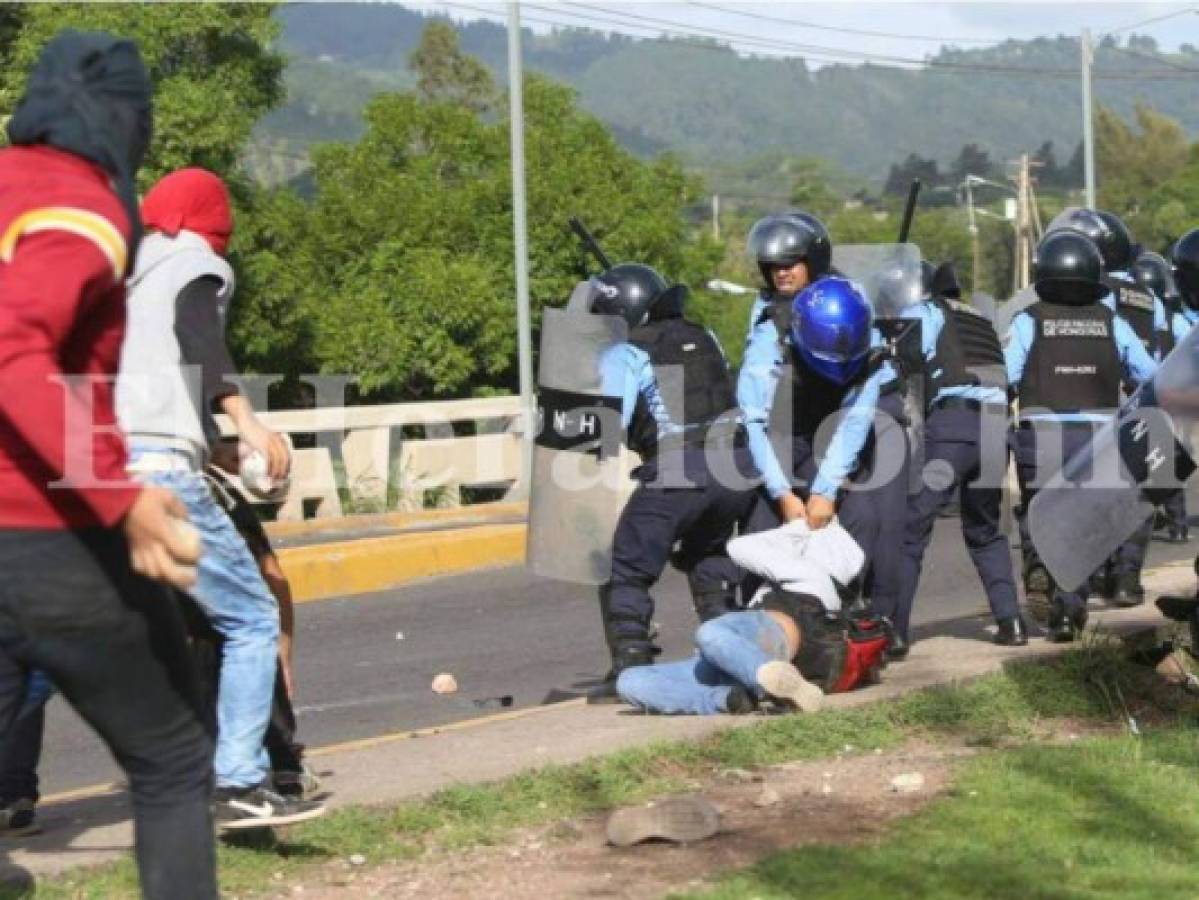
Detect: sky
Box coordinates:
(405, 1, 1199, 66)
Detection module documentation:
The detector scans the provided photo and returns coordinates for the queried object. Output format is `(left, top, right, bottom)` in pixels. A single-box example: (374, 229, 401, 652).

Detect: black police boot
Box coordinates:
(588, 642, 655, 705)
(688, 576, 738, 623)
(1088, 560, 1116, 600)
(994, 615, 1028, 647)
(1047, 599, 1086, 643)
(1112, 574, 1146, 608)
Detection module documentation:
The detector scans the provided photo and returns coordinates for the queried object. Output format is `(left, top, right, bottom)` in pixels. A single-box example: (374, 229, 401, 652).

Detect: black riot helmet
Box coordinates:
(1046, 207, 1133, 272)
(1033, 231, 1107, 306)
(593, 263, 669, 327)
(1170, 228, 1199, 312)
(930, 262, 962, 300)
(746, 212, 832, 290)
(1131, 250, 1177, 304)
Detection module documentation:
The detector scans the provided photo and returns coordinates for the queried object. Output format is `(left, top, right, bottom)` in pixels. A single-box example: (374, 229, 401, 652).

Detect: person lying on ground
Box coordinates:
(617, 519, 887, 714)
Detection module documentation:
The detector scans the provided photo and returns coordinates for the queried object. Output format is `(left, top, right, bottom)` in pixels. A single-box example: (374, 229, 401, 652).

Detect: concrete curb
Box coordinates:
(278, 522, 526, 603)
(11, 561, 1194, 883)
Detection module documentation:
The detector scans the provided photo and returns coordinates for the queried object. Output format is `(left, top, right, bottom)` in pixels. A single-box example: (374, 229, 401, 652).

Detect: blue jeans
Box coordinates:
(131, 448, 280, 789)
(617, 611, 791, 714)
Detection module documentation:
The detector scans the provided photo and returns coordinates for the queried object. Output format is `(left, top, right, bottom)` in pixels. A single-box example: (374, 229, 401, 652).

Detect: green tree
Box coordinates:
(274, 74, 719, 400)
(409, 20, 494, 113)
(0, 3, 283, 184)
(1096, 102, 1188, 220)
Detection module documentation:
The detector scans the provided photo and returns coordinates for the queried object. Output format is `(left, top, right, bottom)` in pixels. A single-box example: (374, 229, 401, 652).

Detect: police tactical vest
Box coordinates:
(626, 317, 738, 458)
(1103, 274, 1157, 355)
(929, 297, 1007, 393)
(1019, 301, 1121, 413)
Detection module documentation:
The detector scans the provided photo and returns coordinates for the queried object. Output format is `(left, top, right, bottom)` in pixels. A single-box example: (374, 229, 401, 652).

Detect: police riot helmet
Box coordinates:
(747, 212, 832, 290)
(930, 261, 962, 300)
(1170, 228, 1199, 311)
(1033, 231, 1107, 306)
(593, 263, 668, 328)
(873, 260, 927, 318)
(789, 276, 874, 384)
(1046, 207, 1133, 272)
(1131, 250, 1177, 304)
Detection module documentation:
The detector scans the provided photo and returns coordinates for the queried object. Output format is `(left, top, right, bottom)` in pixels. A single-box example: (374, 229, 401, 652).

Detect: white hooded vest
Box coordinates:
(116, 230, 235, 461)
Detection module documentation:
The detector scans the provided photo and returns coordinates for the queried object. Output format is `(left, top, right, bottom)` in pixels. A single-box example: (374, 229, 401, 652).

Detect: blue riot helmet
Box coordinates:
(593, 263, 668, 327)
(790, 277, 874, 384)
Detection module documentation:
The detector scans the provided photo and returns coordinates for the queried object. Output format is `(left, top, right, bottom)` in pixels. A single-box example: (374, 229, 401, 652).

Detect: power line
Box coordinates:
(556, 1, 1199, 79)
(437, 1, 1199, 82)
(684, 1, 997, 45)
(1100, 5, 1198, 36)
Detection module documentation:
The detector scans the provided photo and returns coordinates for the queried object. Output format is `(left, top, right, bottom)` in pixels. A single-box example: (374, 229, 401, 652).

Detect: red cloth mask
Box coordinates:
(141, 167, 233, 254)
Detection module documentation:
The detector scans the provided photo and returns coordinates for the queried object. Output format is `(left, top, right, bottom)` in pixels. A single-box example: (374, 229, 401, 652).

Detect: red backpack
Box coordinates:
(774, 590, 892, 693)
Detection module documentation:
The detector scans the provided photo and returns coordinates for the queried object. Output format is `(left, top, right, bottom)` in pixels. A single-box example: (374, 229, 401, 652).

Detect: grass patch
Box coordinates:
(20, 639, 1198, 899)
(686, 726, 1199, 900)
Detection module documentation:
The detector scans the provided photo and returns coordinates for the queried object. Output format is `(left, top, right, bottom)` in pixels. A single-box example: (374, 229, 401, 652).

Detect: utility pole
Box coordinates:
(711, 194, 720, 240)
(507, 2, 534, 494)
(1011, 154, 1036, 294)
(1080, 28, 1097, 208)
(962, 177, 981, 292)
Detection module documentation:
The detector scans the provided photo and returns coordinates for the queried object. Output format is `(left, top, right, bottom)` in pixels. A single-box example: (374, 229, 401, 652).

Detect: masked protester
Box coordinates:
(0, 31, 216, 898)
(115, 168, 325, 830)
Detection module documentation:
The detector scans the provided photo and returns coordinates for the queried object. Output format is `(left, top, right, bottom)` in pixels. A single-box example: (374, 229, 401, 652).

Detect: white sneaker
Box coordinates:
(755, 660, 824, 713)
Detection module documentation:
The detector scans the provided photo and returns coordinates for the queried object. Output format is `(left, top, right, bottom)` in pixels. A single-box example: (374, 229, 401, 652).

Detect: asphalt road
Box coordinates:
(34, 517, 1199, 796)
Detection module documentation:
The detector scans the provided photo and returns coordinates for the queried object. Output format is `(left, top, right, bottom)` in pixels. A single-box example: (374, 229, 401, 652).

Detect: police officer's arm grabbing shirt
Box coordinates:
(737, 315, 893, 502)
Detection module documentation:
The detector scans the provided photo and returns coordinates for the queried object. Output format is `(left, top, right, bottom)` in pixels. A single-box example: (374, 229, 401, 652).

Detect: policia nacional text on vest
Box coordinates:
(1019, 302, 1121, 413)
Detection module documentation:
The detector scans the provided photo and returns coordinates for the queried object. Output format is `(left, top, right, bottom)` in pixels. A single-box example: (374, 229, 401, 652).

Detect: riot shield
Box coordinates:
(527, 292, 630, 584)
(833, 243, 926, 491)
(996, 285, 1038, 338)
(1028, 323, 1199, 591)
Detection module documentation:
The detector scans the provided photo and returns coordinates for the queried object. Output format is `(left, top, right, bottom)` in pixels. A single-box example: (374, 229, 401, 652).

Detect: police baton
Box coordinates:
(568, 216, 613, 271)
(897, 179, 921, 244)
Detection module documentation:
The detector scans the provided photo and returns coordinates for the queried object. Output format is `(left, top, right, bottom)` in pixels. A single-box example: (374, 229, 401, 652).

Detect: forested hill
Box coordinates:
(265, 2, 1199, 180)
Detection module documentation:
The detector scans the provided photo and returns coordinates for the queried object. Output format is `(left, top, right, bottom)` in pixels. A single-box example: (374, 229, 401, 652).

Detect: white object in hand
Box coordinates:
(240, 449, 290, 500)
(172, 518, 202, 562)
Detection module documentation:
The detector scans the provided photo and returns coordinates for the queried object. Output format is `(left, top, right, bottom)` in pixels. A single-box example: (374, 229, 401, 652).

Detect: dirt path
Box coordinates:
(271, 740, 977, 899)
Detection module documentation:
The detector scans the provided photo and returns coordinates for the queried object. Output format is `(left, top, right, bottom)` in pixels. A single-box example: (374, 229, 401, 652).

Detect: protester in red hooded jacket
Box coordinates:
(0, 31, 216, 899)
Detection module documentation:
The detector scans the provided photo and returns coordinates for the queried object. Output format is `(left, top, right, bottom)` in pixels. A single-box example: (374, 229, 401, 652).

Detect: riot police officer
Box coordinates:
(738, 264, 907, 627)
(590, 263, 759, 701)
(1049, 210, 1167, 603)
(1134, 249, 1189, 543)
(896, 262, 1025, 645)
(1006, 231, 1158, 641)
